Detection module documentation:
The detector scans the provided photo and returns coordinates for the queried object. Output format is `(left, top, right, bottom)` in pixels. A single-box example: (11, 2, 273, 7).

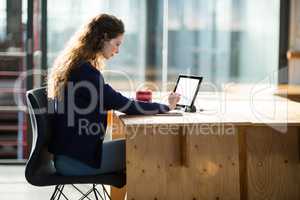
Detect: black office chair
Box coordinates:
(25, 87, 126, 200)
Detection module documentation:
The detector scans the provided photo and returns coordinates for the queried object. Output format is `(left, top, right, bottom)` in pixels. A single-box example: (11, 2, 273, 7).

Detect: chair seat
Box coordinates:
(28, 172, 126, 188)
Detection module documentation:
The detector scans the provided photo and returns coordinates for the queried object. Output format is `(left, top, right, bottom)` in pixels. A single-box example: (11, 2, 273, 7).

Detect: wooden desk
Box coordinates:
(113, 86, 300, 200)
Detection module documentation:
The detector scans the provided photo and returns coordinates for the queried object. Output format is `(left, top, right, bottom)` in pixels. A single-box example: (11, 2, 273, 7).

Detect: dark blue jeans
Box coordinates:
(54, 139, 125, 176)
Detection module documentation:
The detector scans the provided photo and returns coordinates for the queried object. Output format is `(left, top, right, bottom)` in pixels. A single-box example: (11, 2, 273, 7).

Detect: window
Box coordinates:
(47, 0, 281, 90)
(167, 0, 280, 88)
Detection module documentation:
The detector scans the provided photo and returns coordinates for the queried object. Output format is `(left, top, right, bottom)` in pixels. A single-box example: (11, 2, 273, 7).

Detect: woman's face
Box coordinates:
(102, 34, 124, 59)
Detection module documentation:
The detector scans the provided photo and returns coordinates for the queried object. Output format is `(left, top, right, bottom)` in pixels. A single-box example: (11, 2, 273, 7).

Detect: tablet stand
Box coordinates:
(175, 105, 197, 113)
(184, 105, 196, 113)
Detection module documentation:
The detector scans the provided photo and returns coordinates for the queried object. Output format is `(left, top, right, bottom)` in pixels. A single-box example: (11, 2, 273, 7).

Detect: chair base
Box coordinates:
(50, 184, 111, 200)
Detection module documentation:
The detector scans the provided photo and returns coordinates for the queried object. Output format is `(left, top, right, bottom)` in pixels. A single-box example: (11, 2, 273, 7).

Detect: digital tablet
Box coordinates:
(173, 74, 203, 109)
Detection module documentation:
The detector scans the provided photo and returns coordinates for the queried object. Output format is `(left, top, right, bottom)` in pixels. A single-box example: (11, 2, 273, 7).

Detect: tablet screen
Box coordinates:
(173, 75, 202, 107)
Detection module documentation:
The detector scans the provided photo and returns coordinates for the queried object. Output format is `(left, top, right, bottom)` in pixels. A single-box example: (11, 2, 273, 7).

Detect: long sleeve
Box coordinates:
(102, 83, 170, 115)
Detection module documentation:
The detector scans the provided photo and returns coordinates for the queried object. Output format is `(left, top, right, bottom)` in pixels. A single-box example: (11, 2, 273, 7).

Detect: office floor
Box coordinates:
(0, 165, 108, 200)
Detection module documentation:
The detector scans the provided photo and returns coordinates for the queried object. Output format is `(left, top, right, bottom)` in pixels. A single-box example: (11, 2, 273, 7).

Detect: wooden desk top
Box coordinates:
(119, 84, 300, 127)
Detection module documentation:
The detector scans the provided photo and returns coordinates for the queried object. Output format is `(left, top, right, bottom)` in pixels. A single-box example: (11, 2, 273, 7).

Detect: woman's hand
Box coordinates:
(168, 92, 181, 110)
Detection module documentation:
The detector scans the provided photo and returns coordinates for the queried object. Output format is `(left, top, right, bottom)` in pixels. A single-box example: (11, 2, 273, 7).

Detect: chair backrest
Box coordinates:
(25, 87, 56, 185)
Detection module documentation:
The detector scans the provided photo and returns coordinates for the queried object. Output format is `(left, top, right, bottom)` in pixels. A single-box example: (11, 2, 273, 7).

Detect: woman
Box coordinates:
(47, 14, 180, 176)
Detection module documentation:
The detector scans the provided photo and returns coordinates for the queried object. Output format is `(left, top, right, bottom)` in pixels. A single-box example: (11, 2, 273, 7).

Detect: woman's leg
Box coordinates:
(54, 155, 98, 176)
(54, 139, 125, 176)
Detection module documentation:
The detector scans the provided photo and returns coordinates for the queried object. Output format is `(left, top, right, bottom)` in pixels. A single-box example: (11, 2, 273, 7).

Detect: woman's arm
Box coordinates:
(103, 83, 170, 115)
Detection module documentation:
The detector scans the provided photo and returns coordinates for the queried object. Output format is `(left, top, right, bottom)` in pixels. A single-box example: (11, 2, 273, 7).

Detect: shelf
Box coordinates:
(0, 71, 23, 78)
(0, 52, 26, 57)
(0, 106, 27, 112)
(0, 88, 26, 93)
(0, 51, 27, 160)
(0, 152, 17, 157)
(0, 144, 17, 157)
(0, 159, 26, 164)
(0, 140, 18, 146)
(0, 125, 19, 131)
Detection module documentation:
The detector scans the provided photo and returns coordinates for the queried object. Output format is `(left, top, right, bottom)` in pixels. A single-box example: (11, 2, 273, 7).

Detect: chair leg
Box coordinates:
(93, 184, 99, 200)
(51, 184, 109, 200)
(71, 184, 94, 200)
(93, 184, 105, 200)
(50, 185, 60, 200)
(102, 185, 111, 200)
(93, 185, 111, 200)
(57, 185, 70, 200)
(50, 185, 69, 200)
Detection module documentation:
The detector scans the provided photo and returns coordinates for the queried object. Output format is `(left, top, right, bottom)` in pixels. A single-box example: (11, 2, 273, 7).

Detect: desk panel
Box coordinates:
(125, 125, 240, 200)
(245, 126, 300, 199)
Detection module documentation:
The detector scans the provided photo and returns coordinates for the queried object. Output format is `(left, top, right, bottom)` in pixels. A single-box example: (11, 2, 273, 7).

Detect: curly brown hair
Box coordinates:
(47, 14, 124, 99)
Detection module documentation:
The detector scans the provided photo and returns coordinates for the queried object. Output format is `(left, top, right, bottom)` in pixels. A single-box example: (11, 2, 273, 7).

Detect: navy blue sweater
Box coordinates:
(48, 62, 170, 168)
